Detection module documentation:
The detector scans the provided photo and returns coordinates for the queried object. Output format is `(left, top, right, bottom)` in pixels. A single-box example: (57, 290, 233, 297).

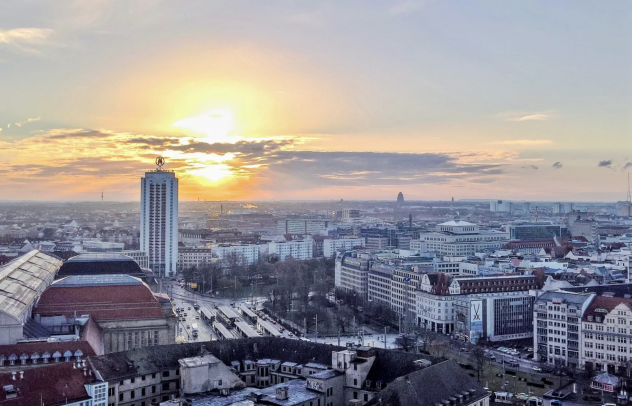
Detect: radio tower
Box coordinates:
(101, 189, 104, 202)
(627, 173, 631, 203)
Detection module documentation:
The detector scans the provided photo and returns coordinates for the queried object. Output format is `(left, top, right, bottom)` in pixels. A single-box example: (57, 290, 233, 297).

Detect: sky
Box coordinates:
(0, 0, 630, 202)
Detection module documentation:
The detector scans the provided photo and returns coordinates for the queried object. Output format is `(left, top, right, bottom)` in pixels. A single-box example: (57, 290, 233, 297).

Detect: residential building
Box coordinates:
(581, 295, 632, 374)
(323, 237, 365, 258)
(0, 362, 108, 406)
(268, 237, 313, 261)
(177, 247, 215, 271)
(212, 244, 262, 267)
(140, 159, 179, 277)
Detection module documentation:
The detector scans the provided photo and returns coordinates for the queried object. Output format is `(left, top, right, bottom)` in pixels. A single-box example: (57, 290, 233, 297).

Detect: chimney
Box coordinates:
(11, 372, 16, 381)
(83, 367, 87, 376)
(19, 371, 23, 380)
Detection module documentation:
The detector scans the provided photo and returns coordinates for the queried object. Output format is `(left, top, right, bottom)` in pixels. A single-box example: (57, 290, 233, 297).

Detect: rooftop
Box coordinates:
(365, 359, 489, 406)
(0, 250, 62, 321)
(52, 274, 143, 287)
(0, 361, 95, 406)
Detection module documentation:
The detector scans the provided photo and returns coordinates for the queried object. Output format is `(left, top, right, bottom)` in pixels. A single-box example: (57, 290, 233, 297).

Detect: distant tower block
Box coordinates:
(140, 156, 179, 278)
(397, 192, 404, 207)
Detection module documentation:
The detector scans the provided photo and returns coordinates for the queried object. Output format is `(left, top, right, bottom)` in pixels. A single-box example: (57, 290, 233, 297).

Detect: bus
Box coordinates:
(191, 323, 199, 336)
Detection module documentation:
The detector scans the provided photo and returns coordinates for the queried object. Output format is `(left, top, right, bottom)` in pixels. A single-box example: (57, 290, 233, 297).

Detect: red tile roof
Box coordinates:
(35, 285, 164, 321)
(582, 296, 632, 322)
(0, 362, 95, 406)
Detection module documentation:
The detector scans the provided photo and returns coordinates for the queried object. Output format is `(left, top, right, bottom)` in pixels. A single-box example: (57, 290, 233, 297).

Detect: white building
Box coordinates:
(323, 237, 365, 258)
(268, 238, 313, 261)
(177, 247, 216, 271)
(211, 244, 262, 267)
(581, 296, 632, 374)
(276, 219, 334, 235)
(140, 159, 179, 277)
(419, 219, 509, 256)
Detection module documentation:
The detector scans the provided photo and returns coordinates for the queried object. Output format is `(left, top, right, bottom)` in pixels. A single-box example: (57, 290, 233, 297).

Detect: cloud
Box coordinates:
(552, 162, 563, 169)
(262, 151, 506, 189)
(0, 128, 510, 199)
(27, 117, 41, 122)
(14, 123, 21, 127)
(624, 162, 632, 170)
(522, 165, 539, 170)
(0, 28, 54, 54)
(499, 111, 555, 122)
(493, 139, 553, 146)
(598, 160, 612, 168)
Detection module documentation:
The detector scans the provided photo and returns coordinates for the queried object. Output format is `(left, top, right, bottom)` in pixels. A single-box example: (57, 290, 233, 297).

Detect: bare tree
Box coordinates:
(470, 344, 487, 382)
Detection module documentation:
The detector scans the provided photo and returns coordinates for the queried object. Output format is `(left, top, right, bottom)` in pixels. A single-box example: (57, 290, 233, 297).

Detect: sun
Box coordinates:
(172, 108, 235, 143)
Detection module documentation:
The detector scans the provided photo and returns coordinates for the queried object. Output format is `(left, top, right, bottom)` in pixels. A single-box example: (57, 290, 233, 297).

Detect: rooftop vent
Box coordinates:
(276, 386, 289, 401)
(3, 385, 17, 400)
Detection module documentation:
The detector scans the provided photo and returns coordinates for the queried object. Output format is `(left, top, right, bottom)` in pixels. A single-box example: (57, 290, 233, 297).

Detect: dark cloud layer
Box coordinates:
(552, 161, 563, 169)
(598, 160, 612, 168)
(263, 151, 505, 187)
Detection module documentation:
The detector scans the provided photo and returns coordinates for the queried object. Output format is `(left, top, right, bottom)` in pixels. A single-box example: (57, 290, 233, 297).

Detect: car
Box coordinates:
(186, 325, 190, 329)
(516, 393, 529, 400)
(184, 313, 188, 317)
(550, 401, 562, 406)
(532, 366, 543, 372)
(527, 347, 533, 352)
(188, 307, 191, 310)
(195, 315, 200, 319)
(488, 354, 496, 360)
(280, 326, 286, 331)
(271, 320, 277, 324)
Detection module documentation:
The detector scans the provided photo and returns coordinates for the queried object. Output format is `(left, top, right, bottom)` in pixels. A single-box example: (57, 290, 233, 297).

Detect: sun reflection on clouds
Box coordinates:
(172, 109, 235, 143)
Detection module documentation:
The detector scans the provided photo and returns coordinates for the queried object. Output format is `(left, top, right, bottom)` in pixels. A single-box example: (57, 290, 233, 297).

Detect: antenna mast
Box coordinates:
(627, 173, 631, 203)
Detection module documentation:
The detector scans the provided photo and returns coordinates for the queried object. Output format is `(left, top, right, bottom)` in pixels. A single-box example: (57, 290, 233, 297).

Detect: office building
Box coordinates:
(419, 219, 509, 256)
(533, 290, 595, 369)
(140, 157, 179, 277)
(507, 222, 567, 241)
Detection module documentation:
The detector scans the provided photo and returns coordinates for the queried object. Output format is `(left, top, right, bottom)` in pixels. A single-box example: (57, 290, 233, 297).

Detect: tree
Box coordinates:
(395, 334, 417, 352)
(470, 344, 487, 382)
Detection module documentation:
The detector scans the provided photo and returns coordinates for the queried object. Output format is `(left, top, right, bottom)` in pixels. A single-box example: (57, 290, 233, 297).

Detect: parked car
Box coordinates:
(550, 400, 562, 406)
(532, 366, 543, 372)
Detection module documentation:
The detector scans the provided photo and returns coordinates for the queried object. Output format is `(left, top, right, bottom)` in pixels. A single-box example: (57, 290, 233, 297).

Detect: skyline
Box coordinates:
(1, 1, 631, 202)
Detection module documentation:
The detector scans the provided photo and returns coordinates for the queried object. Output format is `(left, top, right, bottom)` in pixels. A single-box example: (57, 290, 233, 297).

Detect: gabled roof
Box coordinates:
(582, 296, 632, 322)
(365, 359, 488, 406)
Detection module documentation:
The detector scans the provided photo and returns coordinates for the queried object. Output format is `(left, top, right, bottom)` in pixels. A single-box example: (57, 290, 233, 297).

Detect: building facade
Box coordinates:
(140, 160, 179, 277)
(323, 238, 366, 258)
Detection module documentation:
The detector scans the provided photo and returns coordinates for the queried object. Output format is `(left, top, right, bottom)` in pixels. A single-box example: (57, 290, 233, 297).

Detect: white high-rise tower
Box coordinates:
(140, 157, 178, 277)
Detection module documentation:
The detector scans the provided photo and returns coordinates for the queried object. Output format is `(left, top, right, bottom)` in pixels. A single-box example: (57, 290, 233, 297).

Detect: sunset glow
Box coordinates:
(173, 109, 236, 143)
(0, 2, 629, 202)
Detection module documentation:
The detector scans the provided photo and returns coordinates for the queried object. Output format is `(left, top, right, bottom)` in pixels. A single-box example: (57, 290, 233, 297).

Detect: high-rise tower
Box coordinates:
(140, 157, 179, 277)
